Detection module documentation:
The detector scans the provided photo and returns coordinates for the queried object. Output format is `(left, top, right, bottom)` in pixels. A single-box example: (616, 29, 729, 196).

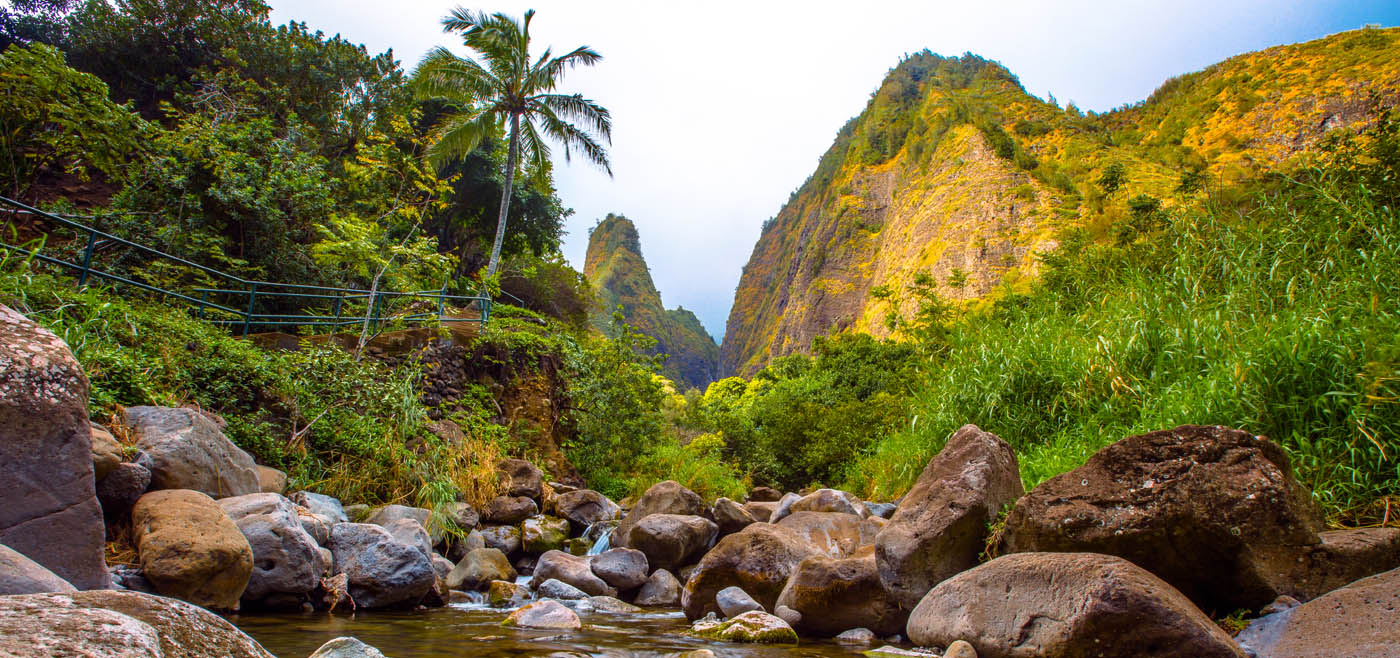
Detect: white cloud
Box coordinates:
(268, 0, 1396, 340)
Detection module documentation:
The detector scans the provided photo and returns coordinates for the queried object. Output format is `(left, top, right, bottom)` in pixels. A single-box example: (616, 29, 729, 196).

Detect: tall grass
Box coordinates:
(846, 140, 1399, 525)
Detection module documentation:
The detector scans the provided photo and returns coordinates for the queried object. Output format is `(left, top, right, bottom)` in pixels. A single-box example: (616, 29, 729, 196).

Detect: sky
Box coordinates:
(268, 0, 1400, 341)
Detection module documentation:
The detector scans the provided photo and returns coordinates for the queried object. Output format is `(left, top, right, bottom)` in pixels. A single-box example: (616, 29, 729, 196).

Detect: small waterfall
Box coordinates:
(583, 520, 618, 555)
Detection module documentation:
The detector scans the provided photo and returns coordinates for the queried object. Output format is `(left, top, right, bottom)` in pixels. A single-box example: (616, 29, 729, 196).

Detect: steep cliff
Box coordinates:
(584, 214, 721, 390)
(722, 28, 1400, 376)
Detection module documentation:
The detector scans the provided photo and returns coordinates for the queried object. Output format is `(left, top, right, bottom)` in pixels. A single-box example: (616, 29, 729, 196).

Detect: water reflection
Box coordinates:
(228, 602, 875, 658)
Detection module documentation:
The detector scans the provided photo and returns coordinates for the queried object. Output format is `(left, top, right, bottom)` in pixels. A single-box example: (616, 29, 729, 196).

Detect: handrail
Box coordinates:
(1, 196, 492, 336)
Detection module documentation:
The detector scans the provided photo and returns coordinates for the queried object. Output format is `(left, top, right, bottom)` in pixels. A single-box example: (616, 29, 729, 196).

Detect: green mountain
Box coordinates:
(721, 28, 1400, 376)
(584, 214, 720, 390)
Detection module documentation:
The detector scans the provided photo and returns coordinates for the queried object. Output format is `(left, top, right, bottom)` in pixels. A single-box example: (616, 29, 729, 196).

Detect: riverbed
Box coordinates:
(229, 602, 879, 658)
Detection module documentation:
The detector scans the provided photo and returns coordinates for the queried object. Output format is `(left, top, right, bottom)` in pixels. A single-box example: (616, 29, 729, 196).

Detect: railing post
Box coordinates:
(332, 292, 344, 326)
(76, 230, 97, 288)
(370, 293, 382, 333)
(243, 283, 258, 337)
(197, 289, 209, 320)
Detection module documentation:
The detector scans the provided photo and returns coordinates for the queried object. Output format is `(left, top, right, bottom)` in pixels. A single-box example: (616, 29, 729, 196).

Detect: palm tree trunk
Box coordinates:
(486, 112, 520, 278)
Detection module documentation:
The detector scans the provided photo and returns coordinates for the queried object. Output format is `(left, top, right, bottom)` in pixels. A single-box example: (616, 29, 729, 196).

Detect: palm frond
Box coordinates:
(534, 107, 612, 175)
(515, 119, 553, 179)
(526, 45, 603, 92)
(531, 93, 612, 143)
(425, 108, 499, 169)
(411, 47, 502, 103)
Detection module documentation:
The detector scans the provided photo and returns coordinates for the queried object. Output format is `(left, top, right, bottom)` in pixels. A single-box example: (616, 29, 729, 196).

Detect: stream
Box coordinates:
(228, 601, 878, 657)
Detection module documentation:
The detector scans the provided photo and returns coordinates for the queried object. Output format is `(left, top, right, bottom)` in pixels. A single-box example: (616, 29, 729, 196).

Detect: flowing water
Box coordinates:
(228, 601, 878, 658)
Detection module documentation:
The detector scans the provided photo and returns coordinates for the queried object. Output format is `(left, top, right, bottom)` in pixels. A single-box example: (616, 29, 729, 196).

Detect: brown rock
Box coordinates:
(0, 543, 76, 594)
(875, 424, 1023, 610)
(788, 489, 869, 517)
(255, 466, 286, 494)
(0, 306, 110, 590)
(504, 599, 580, 629)
(0, 589, 275, 658)
(554, 489, 621, 532)
(132, 489, 253, 610)
(713, 497, 757, 536)
(743, 501, 777, 523)
(747, 486, 782, 502)
(625, 514, 718, 571)
(1279, 527, 1400, 601)
(498, 458, 544, 500)
(776, 511, 880, 558)
(1234, 566, 1400, 658)
(482, 495, 538, 524)
(907, 552, 1246, 658)
(90, 423, 122, 481)
(1001, 425, 1325, 612)
(532, 550, 615, 597)
(124, 406, 260, 498)
(613, 480, 705, 548)
(775, 553, 906, 637)
(681, 523, 817, 620)
(635, 568, 682, 607)
(590, 547, 649, 591)
(446, 548, 516, 591)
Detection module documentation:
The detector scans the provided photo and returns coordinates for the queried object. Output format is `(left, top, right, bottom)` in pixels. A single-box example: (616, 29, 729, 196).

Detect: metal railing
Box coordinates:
(0, 196, 491, 336)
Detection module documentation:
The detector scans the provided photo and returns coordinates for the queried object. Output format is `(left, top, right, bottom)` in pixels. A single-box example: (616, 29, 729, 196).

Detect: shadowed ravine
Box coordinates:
(228, 603, 870, 657)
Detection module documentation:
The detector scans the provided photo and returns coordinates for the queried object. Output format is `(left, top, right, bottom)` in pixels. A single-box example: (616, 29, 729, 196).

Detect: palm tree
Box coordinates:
(412, 8, 611, 278)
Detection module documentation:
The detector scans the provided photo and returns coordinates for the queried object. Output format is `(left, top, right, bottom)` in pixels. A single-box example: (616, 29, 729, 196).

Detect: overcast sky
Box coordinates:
(268, 0, 1399, 341)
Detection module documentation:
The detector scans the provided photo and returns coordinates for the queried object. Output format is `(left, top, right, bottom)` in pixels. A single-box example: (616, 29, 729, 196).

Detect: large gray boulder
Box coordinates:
(612, 480, 705, 548)
(788, 489, 869, 518)
(0, 543, 76, 594)
(682, 523, 819, 620)
(217, 493, 327, 608)
(1236, 566, 1400, 658)
(1001, 425, 1327, 612)
(327, 523, 435, 608)
(590, 547, 649, 591)
(532, 550, 615, 597)
(875, 424, 1023, 609)
(382, 518, 433, 561)
(716, 585, 765, 617)
(123, 406, 260, 499)
(132, 489, 253, 610)
(907, 552, 1247, 658)
(504, 599, 581, 630)
(0, 589, 275, 658)
(0, 306, 110, 590)
(625, 514, 717, 571)
(635, 568, 682, 607)
(480, 525, 522, 555)
(291, 491, 348, 524)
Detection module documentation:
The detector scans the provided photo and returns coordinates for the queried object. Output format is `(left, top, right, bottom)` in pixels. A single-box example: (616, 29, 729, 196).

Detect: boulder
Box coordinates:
(440, 502, 479, 532)
(532, 550, 615, 597)
(768, 492, 803, 524)
(488, 579, 528, 607)
(682, 523, 818, 620)
(0, 543, 76, 594)
(776, 511, 879, 559)
(788, 489, 869, 517)
(944, 641, 977, 658)
(327, 523, 434, 608)
(445, 548, 516, 591)
(216, 493, 326, 608)
(364, 504, 430, 530)
(1235, 566, 1400, 658)
(874, 424, 1023, 610)
(96, 461, 152, 519)
(906, 552, 1246, 658)
(482, 495, 538, 524)
(586, 595, 643, 614)
(1279, 527, 1400, 601)
(625, 514, 718, 571)
(716, 586, 764, 617)
(743, 501, 777, 523)
(123, 406, 260, 498)
(342, 503, 370, 523)
(747, 486, 782, 502)
(565, 538, 592, 556)
(537, 577, 589, 600)
(90, 423, 122, 481)
(307, 636, 386, 658)
(131, 489, 252, 609)
(590, 547, 649, 591)
(713, 497, 757, 536)
(297, 511, 333, 546)
(635, 568, 682, 607)
(480, 525, 522, 555)
(863, 502, 897, 519)
(554, 489, 621, 532)
(0, 306, 110, 589)
(692, 610, 797, 643)
(521, 515, 571, 554)
(504, 599, 581, 630)
(382, 518, 433, 561)
(291, 491, 349, 524)
(835, 628, 877, 644)
(254, 466, 286, 494)
(1001, 425, 1326, 612)
(497, 459, 545, 500)
(775, 553, 906, 637)
(0, 589, 275, 658)
(775, 604, 801, 627)
(613, 480, 705, 548)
